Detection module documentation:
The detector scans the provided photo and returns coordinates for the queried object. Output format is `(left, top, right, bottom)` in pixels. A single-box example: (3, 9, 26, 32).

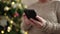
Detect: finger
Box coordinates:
(29, 20, 36, 26)
(36, 16, 46, 23)
(36, 16, 42, 22)
(30, 18, 38, 24)
(23, 13, 35, 26)
(30, 18, 43, 28)
(30, 18, 42, 26)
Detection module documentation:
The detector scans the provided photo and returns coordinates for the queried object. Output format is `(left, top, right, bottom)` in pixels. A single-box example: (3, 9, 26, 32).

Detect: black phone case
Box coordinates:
(24, 9, 39, 21)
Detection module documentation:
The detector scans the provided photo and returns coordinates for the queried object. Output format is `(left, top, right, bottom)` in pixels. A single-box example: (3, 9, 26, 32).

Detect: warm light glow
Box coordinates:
(12, 2, 15, 5)
(8, 27, 11, 30)
(7, 30, 11, 32)
(11, 2, 15, 6)
(10, 20, 14, 24)
(1, 30, 4, 34)
(18, 4, 22, 8)
(4, 6, 10, 11)
(7, 27, 11, 32)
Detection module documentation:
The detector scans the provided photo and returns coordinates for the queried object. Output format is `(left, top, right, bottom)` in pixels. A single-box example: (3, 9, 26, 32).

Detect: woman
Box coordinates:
(21, 0, 60, 34)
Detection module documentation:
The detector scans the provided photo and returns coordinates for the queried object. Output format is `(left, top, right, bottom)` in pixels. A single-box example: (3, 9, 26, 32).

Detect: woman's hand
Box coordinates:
(30, 16, 46, 28)
(23, 13, 32, 25)
(23, 13, 46, 29)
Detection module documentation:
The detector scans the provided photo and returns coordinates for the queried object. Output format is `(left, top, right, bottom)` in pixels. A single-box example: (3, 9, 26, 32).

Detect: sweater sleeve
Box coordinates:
(40, 1, 60, 34)
(40, 21, 60, 34)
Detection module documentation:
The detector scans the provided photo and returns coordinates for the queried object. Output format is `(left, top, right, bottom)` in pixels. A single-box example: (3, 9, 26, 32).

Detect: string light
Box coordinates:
(0, 0, 23, 34)
(7, 27, 11, 32)
(11, 2, 15, 7)
(8, 27, 11, 30)
(7, 30, 11, 32)
(18, 4, 23, 9)
(10, 20, 14, 24)
(1, 30, 4, 34)
(11, 2, 15, 4)
(4, 6, 10, 11)
(18, 4, 21, 7)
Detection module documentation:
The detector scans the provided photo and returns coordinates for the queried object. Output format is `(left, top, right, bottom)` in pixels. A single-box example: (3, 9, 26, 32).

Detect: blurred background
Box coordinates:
(22, 0, 60, 6)
(0, 0, 60, 34)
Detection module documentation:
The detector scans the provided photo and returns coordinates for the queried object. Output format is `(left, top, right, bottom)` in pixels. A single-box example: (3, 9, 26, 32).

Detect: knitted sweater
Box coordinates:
(21, 1, 60, 34)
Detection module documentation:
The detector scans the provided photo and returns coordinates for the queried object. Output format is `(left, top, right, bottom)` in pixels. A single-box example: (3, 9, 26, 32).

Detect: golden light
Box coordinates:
(11, 2, 15, 6)
(18, 4, 22, 8)
(4, 6, 10, 11)
(18, 4, 21, 7)
(1, 30, 4, 34)
(8, 27, 11, 30)
(7, 30, 11, 32)
(10, 20, 14, 24)
(7, 27, 11, 32)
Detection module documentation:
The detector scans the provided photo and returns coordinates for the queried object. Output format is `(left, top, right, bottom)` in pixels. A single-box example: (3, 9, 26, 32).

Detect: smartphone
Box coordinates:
(24, 9, 39, 21)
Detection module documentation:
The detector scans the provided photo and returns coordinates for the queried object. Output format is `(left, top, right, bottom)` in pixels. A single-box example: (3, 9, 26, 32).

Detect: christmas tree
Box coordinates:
(0, 0, 26, 34)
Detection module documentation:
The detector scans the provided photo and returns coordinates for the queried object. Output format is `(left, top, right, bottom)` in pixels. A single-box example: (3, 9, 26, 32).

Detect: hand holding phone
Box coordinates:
(24, 9, 39, 21)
